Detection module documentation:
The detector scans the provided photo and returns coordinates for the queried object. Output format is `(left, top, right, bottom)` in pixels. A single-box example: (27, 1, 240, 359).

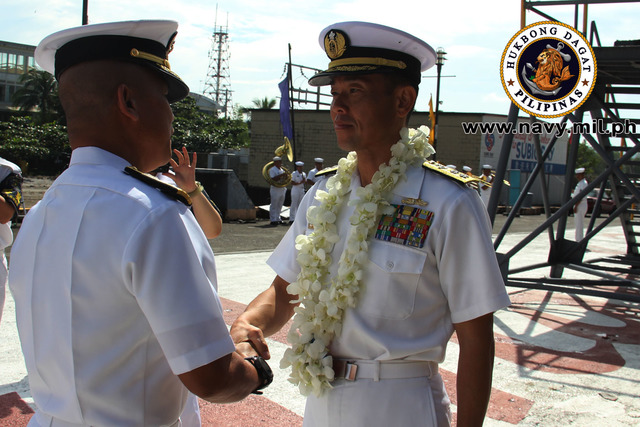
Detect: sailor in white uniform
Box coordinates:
(0, 157, 22, 325)
(230, 21, 510, 426)
(572, 167, 588, 241)
(289, 161, 306, 223)
(9, 20, 266, 427)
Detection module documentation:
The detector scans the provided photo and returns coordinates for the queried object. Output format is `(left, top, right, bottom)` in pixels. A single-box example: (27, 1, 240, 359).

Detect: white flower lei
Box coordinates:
(280, 126, 435, 397)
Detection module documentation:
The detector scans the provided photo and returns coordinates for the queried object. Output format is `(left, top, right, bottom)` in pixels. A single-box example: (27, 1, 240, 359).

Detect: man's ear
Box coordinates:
(396, 85, 417, 119)
(116, 84, 139, 121)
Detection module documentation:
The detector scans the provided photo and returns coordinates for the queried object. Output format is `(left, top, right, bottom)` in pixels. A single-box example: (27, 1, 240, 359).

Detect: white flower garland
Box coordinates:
(280, 126, 435, 397)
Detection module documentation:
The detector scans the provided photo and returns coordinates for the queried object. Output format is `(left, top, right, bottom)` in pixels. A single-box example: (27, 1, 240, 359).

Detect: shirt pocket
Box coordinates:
(359, 243, 427, 320)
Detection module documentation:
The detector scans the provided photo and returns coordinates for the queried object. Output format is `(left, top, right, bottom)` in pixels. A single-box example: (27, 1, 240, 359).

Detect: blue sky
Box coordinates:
(2, 0, 639, 116)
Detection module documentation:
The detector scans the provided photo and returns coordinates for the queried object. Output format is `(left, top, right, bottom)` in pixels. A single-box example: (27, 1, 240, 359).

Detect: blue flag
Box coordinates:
(278, 77, 293, 141)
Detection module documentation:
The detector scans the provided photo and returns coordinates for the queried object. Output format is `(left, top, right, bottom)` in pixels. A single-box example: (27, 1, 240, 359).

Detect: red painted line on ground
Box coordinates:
(199, 394, 302, 426)
(488, 289, 640, 374)
(441, 369, 533, 425)
(0, 392, 34, 426)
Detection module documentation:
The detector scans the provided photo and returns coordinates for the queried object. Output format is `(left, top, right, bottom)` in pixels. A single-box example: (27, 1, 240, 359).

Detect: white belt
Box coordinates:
(332, 359, 437, 382)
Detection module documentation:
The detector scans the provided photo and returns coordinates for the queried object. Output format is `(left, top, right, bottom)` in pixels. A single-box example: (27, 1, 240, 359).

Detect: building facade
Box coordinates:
(249, 109, 569, 206)
(0, 40, 36, 121)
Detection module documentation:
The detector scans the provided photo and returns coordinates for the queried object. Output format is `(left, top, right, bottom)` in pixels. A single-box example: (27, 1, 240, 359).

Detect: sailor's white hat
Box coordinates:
(575, 167, 585, 174)
(462, 165, 472, 172)
(309, 21, 436, 87)
(35, 20, 189, 102)
(483, 164, 493, 169)
(295, 161, 304, 166)
(314, 158, 324, 163)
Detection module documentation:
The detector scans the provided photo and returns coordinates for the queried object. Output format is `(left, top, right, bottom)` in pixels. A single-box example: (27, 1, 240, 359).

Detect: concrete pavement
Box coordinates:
(1, 221, 639, 426)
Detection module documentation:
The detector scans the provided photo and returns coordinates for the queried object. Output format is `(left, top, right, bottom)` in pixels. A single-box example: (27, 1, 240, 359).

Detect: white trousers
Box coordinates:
(303, 372, 451, 427)
(575, 202, 587, 241)
(269, 186, 286, 222)
(290, 186, 305, 222)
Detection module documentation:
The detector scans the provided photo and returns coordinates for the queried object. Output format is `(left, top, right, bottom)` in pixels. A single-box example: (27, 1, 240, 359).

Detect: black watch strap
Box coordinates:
(245, 356, 274, 394)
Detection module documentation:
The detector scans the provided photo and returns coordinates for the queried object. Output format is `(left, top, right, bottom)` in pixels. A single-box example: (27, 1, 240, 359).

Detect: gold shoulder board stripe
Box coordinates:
(315, 166, 338, 178)
(422, 160, 483, 186)
(124, 166, 192, 206)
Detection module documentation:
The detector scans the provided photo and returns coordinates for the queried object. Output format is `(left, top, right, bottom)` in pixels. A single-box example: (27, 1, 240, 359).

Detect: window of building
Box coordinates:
(0, 52, 7, 72)
(8, 54, 17, 73)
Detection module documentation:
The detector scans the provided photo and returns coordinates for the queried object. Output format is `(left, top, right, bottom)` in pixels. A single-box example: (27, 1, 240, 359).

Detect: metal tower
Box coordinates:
(203, 12, 232, 117)
(490, 0, 640, 303)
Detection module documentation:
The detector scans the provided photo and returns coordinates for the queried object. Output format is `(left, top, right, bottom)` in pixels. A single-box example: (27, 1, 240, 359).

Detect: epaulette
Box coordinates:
(0, 173, 23, 220)
(124, 166, 192, 206)
(315, 166, 338, 178)
(422, 160, 484, 187)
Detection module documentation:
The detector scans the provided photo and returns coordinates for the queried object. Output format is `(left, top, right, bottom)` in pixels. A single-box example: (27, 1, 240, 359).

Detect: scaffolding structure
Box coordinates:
(489, 0, 640, 303)
(203, 12, 232, 117)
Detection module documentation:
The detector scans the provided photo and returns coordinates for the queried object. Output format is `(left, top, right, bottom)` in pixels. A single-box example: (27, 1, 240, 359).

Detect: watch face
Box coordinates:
(255, 357, 274, 378)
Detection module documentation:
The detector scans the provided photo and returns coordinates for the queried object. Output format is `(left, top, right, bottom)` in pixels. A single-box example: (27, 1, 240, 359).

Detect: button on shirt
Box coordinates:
(9, 147, 235, 426)
(268, 163, 510, 363)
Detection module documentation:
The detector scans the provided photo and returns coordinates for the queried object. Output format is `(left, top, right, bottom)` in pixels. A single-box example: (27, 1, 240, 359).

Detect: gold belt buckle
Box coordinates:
(345, 362, 358, 381)
(333, 360, 358, 381)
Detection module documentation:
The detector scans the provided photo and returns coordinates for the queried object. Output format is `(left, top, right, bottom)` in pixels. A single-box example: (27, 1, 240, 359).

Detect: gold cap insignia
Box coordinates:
(324, 29, 348, 59)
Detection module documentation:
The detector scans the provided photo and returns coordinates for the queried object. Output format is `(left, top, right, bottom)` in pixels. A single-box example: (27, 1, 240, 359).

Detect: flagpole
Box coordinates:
(287, 43, 296, 162)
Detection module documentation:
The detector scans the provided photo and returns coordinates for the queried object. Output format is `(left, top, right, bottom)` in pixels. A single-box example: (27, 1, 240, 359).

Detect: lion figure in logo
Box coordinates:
(531, 48, 574, 91)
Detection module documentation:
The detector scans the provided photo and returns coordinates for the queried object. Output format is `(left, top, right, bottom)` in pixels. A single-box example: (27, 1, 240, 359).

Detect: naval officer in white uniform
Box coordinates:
(9, 20, 270, 427)
(230, 21, 510, 426)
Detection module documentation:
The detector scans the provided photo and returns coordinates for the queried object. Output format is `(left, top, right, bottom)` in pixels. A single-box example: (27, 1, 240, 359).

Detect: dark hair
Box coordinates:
(383, 72, 419, 123)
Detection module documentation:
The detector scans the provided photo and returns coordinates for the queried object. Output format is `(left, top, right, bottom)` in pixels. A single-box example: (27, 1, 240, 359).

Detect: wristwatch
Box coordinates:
(245, 356, 274, 394)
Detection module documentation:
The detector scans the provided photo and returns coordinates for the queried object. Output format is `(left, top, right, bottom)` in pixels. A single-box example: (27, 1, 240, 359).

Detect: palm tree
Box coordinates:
(251, 97, 277, 109)
(12, 69, 60, 123)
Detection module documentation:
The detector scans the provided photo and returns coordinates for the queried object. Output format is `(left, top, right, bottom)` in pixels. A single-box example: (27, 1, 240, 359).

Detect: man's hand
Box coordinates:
(230, 319, 271, 360)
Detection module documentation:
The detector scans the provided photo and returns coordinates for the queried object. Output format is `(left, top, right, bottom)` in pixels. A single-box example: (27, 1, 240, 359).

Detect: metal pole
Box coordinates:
(433, 48, 446, 160)
(488, 102, 519, 226)
(288, 44, 297, 161)
(82, 0, 89, 25)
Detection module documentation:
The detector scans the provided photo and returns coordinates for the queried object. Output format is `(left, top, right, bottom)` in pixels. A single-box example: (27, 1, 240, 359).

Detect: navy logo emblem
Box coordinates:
(324, 29, 348, 59)
(485, 133, 495, 152)
(500, 21, 596, 118)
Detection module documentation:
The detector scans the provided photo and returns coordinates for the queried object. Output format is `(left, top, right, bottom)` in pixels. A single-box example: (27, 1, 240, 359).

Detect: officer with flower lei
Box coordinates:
(231, 21, 510, 426)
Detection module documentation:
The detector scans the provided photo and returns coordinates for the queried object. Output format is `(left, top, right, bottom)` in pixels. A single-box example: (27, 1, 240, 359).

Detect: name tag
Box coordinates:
(374, 204, 434, 248)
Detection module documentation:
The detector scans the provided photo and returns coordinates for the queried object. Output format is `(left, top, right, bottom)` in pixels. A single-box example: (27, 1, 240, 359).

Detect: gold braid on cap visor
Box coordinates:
(130, 48, 173, 72)
(328, 57, 407, 70)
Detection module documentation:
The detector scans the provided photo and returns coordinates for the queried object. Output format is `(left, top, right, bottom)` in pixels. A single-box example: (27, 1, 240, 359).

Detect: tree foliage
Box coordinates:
(0, 93, 250, 176)
(11, 69, 63, 124)
(251, 97, 277, 109)
(0, 116, 70, 175)
(170, 97, 250, 152)
(577, 139, 605, 178)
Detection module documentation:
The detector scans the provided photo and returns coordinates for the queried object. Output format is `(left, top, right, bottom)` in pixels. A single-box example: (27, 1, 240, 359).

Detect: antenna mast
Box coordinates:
(203, 6, 232, 117)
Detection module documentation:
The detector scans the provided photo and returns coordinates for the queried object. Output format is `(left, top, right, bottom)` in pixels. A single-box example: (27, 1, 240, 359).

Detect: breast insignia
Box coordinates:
(124, 166, 192, 206)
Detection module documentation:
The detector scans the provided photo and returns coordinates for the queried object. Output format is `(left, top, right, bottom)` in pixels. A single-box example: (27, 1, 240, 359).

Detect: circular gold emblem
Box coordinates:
(324, 29, 348, 59)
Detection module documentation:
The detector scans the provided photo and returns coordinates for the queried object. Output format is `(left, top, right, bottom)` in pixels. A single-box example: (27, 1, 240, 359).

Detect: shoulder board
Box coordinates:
(124, 166, 192, 206)
(422, 160, 483, 187)
(315, 166, 338, 178)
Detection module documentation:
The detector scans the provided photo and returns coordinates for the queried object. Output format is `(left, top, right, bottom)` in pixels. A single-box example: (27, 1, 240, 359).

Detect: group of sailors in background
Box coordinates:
(268, 157, 324, 226)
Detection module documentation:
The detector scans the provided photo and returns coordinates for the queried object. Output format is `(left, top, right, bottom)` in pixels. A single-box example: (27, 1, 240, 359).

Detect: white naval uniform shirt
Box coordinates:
(572, 178, 588, 212)
(306, 168, 319, 185)
(9, 147, 235, 426)
(479, 173, 493, 206)
(268, 163, 510, 364)
(0, 157, 21, 325)
(290, 170, 306, 196)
